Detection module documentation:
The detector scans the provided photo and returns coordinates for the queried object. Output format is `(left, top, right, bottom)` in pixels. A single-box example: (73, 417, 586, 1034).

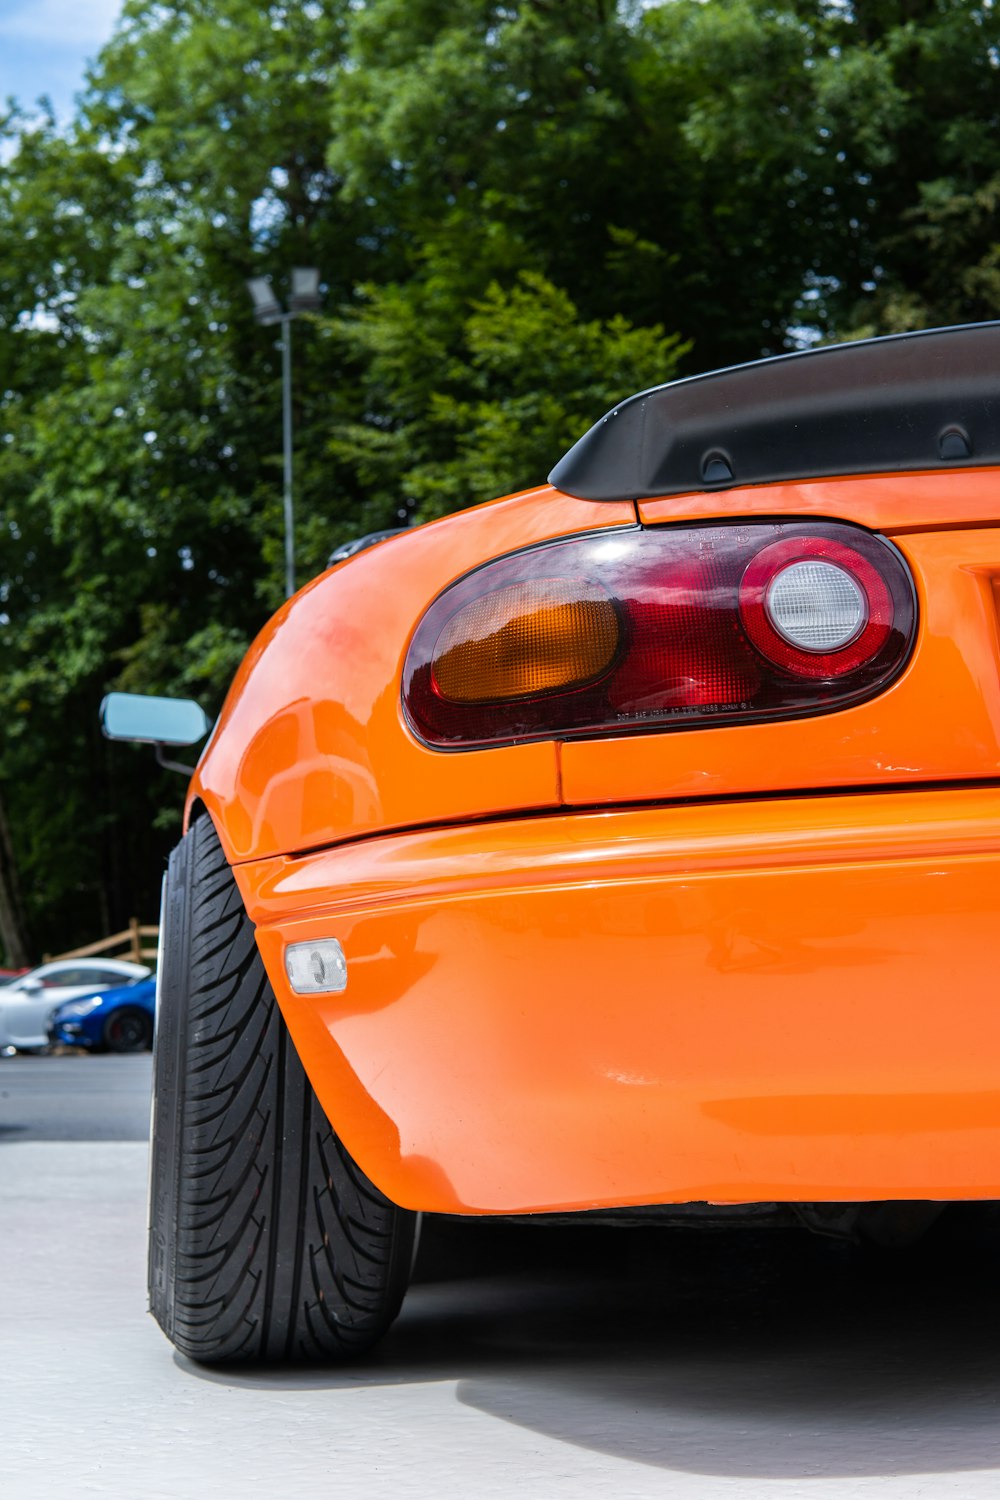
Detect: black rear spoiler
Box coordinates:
(548, 321, 1000, 501)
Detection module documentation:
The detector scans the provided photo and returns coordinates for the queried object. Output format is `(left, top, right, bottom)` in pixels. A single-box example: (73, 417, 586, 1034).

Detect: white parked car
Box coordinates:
(0, 958, 151, 1052)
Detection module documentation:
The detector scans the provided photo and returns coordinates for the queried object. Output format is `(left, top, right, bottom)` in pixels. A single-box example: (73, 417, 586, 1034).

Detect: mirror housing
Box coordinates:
(100, 692, 211, 748)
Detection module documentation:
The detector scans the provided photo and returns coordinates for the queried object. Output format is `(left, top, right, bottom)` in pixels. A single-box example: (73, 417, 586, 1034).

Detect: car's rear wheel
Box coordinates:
(103, 1006, 153, 1053)
(149, 815, 416, 1363)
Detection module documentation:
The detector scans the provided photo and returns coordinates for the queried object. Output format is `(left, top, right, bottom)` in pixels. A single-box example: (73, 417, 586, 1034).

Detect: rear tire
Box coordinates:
(149, 816, 415, 1363)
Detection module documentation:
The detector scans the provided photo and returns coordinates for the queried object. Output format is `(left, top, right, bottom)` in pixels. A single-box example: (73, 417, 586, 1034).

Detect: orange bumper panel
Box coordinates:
(237, 788, 1000, 1215)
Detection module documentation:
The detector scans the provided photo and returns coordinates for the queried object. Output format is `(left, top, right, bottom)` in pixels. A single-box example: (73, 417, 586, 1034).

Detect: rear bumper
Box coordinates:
(237, 786, 1000, 1214)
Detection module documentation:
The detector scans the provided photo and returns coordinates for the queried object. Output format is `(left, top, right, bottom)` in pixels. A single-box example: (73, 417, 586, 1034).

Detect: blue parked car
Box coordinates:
(48, 976, 157, 1053)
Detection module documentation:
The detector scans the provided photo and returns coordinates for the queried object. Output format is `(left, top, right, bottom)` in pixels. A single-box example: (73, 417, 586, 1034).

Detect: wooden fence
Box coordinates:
(45, 919, 159, 966)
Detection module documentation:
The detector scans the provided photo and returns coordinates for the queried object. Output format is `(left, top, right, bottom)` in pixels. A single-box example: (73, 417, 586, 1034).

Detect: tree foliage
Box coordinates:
(1, 0, 999, 956)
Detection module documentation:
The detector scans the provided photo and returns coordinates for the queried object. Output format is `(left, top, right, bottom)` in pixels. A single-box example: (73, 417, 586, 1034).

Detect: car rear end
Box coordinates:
(195, 323, 1000, 1220)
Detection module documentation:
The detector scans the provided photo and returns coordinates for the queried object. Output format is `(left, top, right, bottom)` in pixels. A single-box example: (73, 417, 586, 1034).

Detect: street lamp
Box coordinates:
(247, 267, 323, 598)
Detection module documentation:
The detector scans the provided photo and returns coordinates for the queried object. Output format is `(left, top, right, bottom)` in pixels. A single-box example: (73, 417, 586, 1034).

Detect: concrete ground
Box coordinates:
(3, 1055, 1000, 1498)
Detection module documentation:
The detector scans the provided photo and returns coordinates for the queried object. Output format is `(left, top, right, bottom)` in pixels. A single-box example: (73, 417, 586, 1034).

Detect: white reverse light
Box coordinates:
(285, 938, 348, 995)
(765, 559, 866, 652)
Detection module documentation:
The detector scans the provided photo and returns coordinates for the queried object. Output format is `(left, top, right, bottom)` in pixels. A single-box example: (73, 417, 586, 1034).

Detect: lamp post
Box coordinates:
(246, 267, 323, 599)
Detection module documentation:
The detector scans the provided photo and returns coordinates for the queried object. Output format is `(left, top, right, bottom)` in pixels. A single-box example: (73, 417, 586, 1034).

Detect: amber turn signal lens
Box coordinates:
(432, 578, 620, 703)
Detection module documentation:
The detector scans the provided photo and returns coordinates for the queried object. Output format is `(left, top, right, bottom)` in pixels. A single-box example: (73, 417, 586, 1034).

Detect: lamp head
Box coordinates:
(246, 275, 284, 325)
(288, 266, 322, 314)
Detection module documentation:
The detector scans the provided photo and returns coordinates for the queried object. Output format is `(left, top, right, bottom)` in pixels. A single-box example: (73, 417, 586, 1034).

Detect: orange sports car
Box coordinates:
(103, 321, 1000, 1364)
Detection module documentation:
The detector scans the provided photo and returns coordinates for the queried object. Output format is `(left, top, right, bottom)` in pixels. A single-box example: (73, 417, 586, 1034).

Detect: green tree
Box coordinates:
(0, 1, 363, 951)
(327, 270, 687, 531)
(636, 0, 1000, 339)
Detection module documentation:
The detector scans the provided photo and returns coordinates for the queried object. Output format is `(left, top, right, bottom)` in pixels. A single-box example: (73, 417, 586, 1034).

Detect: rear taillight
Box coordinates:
(402, 522, 916, 748)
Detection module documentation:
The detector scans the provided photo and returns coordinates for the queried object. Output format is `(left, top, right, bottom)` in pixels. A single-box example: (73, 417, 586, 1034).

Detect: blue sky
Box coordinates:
(0, 0, 123, 124)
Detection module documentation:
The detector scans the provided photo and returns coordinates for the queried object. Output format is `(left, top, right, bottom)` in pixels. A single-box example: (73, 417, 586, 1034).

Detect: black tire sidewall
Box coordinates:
(148, 816, 415, 1363)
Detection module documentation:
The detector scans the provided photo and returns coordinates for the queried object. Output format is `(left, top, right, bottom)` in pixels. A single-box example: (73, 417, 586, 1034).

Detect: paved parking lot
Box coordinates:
(0, 1052, 152, 1140)
(4, 1054, 1000, 1498)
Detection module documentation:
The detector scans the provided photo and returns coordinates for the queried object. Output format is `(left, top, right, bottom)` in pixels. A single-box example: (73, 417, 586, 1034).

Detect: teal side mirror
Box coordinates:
(100, 692, 211, 748)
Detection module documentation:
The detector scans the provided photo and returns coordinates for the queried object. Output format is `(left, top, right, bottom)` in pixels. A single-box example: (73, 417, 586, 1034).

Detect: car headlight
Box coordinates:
(57, 997, 104, 1018)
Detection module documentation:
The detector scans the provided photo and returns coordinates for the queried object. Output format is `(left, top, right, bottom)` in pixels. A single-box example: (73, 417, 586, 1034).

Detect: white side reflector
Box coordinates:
(285, 938, 348, 995)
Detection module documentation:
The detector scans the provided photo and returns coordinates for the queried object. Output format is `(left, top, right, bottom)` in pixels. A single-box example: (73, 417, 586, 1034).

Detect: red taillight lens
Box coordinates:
(403, 523, 916, 748)
(738, 535, 893, 679)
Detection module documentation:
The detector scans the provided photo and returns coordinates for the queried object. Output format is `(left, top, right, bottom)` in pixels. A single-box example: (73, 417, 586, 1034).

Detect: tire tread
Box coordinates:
(148, 817, 413, 1362)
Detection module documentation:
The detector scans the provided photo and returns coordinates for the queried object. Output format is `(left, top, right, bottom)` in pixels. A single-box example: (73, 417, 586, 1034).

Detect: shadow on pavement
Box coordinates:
(178, 1207, 1000, 1478)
